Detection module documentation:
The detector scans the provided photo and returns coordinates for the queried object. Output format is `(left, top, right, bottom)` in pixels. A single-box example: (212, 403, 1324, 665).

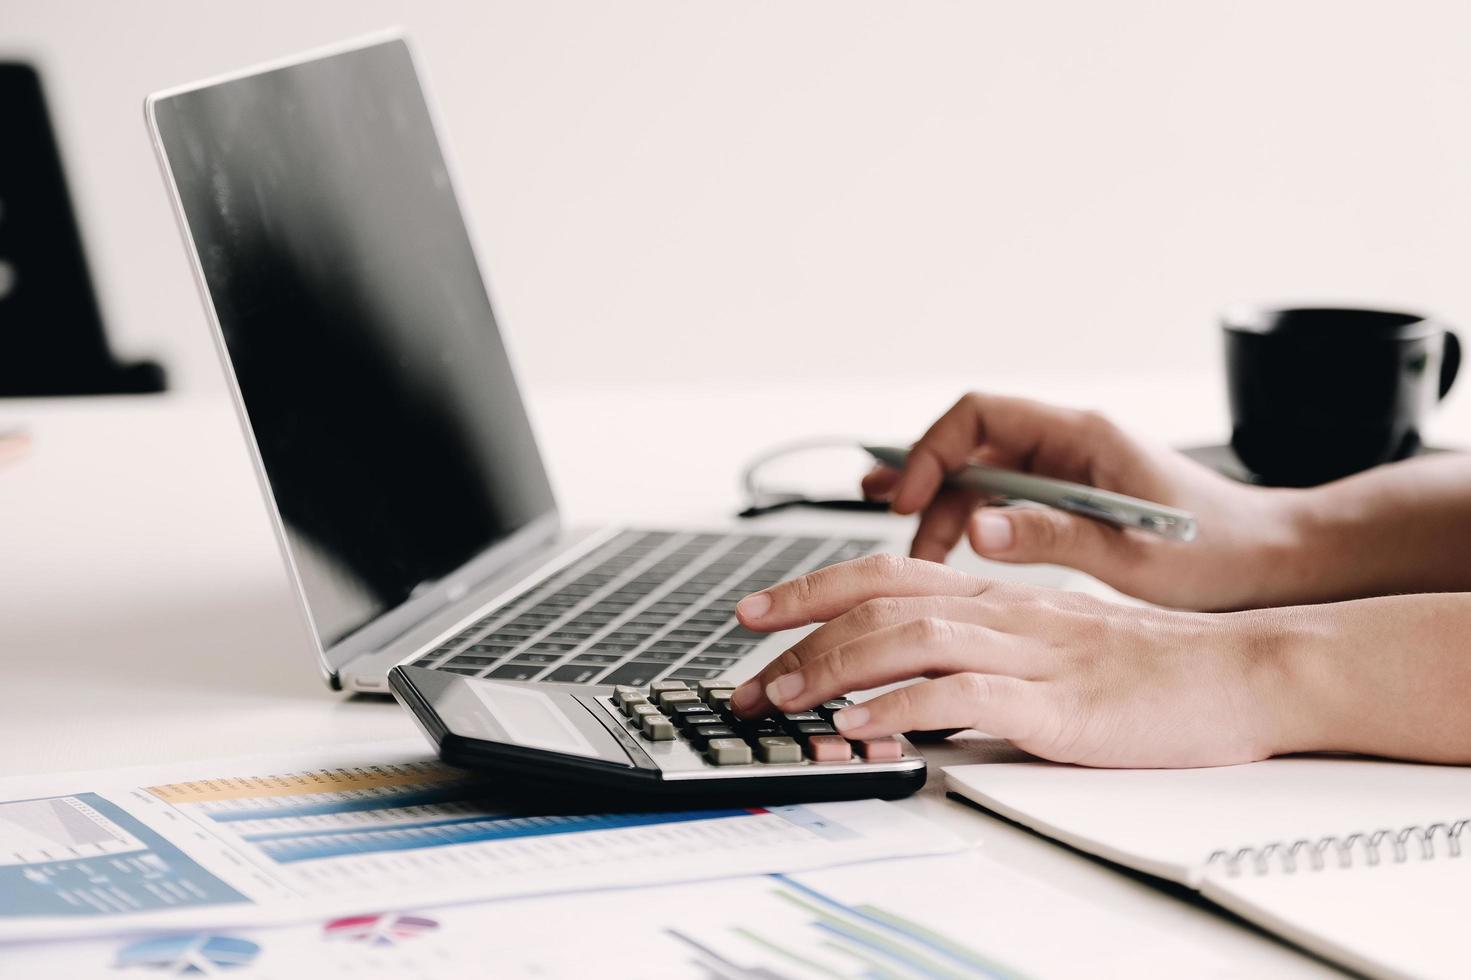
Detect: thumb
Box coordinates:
(968, 506, 1146, 581)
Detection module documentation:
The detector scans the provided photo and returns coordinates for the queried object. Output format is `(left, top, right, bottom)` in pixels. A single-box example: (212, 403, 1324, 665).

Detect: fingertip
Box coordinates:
(832, 705, 871, 734)
(972, 510, 1014, 555)
(890, 481, 924, 516)
(765, 673, 804, 708)
(908, 540, 948, 564)
(860, 466, 900, 502)
(735, 591, 772, 627)
(891, 453, 942, 515)
(731, 679, 766, 717)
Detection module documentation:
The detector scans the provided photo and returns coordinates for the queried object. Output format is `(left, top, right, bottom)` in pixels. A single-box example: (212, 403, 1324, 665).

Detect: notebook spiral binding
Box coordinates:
(1206, 819, 1470, 877)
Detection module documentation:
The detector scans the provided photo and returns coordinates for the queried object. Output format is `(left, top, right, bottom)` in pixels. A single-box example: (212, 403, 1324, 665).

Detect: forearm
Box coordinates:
(1273, 453, 1471, 601)
(1260, 592, 1471, 764)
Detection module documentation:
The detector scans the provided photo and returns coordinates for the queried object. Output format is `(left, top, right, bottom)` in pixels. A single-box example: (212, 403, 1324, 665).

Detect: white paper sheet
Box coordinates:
(0, 851, 1234, 979)
(0, 739, 964, 942)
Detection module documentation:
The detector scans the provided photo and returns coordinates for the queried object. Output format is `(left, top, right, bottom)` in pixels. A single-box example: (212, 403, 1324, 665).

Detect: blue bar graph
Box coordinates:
(248, 808, 750, 863)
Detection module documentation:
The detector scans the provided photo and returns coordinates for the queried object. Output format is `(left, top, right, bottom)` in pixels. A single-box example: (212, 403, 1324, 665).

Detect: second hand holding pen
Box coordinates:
(863, 445, 1198, 543)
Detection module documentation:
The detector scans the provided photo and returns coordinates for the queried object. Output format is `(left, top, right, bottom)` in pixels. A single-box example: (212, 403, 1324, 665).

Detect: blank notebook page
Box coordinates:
(1204, 852, 1470, 979)
(944, 757, 1471, 884)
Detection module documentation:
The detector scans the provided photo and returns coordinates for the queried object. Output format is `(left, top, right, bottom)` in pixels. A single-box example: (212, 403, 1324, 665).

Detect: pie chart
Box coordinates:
(323, 912, 439, 946)
(114, 934, 260, 974)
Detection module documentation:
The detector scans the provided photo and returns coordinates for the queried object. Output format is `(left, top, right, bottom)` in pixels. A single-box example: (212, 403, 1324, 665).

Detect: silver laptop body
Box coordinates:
(145, 33, 889, 695)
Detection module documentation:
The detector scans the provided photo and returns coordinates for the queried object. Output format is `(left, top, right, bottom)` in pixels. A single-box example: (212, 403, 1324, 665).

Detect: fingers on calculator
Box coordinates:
(612, 681, 901, 766)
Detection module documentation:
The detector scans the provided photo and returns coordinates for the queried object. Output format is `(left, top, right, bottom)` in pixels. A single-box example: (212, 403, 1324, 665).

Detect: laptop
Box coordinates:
(144, 34, 888, 696)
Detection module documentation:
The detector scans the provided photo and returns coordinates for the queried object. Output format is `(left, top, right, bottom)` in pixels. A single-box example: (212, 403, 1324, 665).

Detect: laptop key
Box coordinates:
(639, 649, 686, 663)
(689, 656, 738, 668)
(669, 667, 726, 681)
(704, 642, 753, 656)
(544, 664, 602, 684)
(511, 652, 561, 664)
(488, 664, 543, 681)
(600, 662, 667, 687)
(446, 655, 498, 667)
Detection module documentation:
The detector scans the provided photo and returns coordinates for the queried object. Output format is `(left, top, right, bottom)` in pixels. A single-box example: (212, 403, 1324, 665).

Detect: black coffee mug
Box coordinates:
(1225, 306, 1460, 487)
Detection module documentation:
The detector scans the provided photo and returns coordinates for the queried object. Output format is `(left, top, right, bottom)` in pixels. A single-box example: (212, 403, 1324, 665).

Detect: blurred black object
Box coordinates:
(736, 438, 891, 518)
(1222, 306, 1458, 487)
(0, 63, 164, 396)
(1180, 441, 1448, 487)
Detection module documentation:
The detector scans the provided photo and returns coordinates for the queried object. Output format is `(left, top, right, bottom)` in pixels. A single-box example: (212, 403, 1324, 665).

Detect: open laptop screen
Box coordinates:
(152, 39, 555, 649)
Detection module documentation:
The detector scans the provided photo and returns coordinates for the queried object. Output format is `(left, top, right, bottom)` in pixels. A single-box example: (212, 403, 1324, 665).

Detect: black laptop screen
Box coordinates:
(152, 40, 556, 648)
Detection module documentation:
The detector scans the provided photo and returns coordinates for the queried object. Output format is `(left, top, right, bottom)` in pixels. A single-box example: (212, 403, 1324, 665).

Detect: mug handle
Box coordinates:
(1441, 330, 1462, 400)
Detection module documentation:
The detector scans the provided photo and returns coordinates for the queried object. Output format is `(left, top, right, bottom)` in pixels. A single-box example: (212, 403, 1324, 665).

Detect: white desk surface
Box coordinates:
(6, 370, 1462, 975)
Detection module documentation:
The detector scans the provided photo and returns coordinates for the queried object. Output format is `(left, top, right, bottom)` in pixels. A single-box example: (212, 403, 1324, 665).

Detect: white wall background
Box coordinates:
(8, 1, 1471, 396)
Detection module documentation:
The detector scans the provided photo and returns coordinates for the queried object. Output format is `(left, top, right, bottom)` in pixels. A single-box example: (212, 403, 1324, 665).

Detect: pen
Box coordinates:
(862, 445, 1198, 543)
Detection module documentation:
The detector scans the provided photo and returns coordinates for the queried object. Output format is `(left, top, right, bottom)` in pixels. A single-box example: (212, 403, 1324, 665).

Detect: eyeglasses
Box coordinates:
(737, 438, 892, 519)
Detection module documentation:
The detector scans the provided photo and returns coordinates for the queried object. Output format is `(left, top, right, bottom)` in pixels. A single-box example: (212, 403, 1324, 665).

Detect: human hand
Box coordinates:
(730, 555, 1297, 768)
(864, 393, 1307, 611)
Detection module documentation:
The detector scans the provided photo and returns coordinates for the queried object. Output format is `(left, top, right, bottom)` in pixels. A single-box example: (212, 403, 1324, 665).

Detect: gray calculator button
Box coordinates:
(697, 681, 736, 699)
(757, 736, 803, 764)
(619, 693, 650, 716)
(640, 715, 676, 741)
(650, 680, 689, 694)
(630, 703, 661, 721)
(657, 689, 701, 708)
(706, 738, 753, 766)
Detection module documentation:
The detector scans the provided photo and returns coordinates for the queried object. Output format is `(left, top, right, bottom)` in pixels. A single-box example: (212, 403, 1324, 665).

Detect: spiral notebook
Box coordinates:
(944, 757, 1471, 980)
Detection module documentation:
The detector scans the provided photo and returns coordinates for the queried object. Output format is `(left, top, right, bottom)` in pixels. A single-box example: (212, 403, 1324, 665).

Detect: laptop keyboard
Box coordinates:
(409, 530, 877, 687)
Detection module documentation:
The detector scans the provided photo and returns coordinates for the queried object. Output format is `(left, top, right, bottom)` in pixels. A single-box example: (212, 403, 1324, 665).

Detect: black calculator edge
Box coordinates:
(389, 667, 928, 806)
(442, 734, 928, 806)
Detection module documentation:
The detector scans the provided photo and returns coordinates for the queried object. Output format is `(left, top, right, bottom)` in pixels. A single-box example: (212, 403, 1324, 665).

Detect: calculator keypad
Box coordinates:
(609, 683, 896, 768)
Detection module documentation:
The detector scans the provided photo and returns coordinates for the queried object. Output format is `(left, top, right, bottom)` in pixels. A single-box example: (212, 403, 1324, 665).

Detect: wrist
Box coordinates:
(1246, 486, 1350, 606)
(1228, 604, 1336, 758)
(1210, 486, 1319, 609)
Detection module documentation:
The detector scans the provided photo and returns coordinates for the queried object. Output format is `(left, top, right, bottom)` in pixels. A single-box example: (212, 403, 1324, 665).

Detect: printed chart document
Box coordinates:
(0, 739, 963, 942)
(2, 852, 1234, 979)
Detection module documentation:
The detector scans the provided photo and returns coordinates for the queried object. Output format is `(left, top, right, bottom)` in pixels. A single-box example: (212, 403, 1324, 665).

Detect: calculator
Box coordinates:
(389, 665, 927, 806)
